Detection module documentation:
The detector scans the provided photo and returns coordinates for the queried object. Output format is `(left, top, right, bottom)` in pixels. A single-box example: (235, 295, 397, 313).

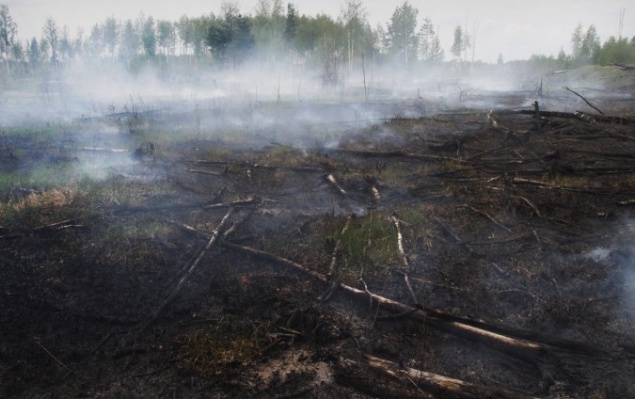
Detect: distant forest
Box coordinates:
(1, 1, 635, 82)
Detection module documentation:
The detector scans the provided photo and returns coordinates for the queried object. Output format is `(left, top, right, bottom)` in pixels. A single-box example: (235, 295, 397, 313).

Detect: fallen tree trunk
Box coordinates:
(512, 109, 635, 126)
(220, 241, 544, 362)
(357, 354, 541, 399)
(188, 167, 227, 176)
(68, 146, 129, 153)
(335, 357, 433, 399)
(203, 197, 260, 210)
(324, 148, 468, 164)
(221, 241, 607, 358)
(112, 202, 209, 213)
(141, 209, 234, 334)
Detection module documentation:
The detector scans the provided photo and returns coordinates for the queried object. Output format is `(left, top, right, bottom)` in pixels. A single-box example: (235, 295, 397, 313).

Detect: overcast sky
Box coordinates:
(4, 0, 634, 62)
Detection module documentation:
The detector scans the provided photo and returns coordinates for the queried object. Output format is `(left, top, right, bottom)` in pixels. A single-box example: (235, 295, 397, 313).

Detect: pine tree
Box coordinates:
(284, 3, 298, 48)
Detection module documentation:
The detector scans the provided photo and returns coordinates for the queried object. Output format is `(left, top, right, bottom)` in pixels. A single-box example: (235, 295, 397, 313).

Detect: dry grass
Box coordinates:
(9, 187, 78, 210)
(173, 319, 275, 377)
(0, 187, 79, 227)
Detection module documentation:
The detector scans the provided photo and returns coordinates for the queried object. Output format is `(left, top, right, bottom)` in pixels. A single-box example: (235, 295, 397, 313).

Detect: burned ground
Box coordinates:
(1, 93, 635, 398)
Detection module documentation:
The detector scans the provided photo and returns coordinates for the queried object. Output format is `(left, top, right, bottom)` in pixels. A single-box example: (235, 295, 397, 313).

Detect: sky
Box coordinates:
(4, 0, 634, 63)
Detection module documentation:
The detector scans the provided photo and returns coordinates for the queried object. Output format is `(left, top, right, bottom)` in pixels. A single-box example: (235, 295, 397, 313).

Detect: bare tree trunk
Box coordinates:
(362, 48, 368, 103)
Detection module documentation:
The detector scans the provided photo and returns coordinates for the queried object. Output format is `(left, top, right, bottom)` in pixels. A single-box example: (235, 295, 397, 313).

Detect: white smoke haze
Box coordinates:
(2, 40, 571, 125)
(0, 0, 633, 192)
(2, 60, 439, 142)
(0, 54, 617, 192)
(585, 247, 612, 263)
(580, 219, 635, 325)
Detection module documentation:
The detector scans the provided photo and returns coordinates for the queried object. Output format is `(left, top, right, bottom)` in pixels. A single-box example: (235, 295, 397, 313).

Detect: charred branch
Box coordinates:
(370, 185, 381, 202)
(336, 357, 431, 399)
(203, 197, 261, 210)
(142, 209, 234, 332)
(188, 166, 228, 176)
(112, 202, 209, 213)
(70, 146, 129, 153)
(325, 174, 347, 196)
(509, 195, 542, 218)
(565, 86, 605, 116)
(512, 109, 635, 125)
(328, 216, 352, 276)
(392, 215, 411, 271)
(250, 163, 327, 174)
(362, 354, 541, 399)
(223, 241, 609, 356)
(488, 109, 509, 132)
(459, 205, 512, 233)
(325, 148, 468, 164)
(431, 218, 482, 256)
(33, 219, 85, 232)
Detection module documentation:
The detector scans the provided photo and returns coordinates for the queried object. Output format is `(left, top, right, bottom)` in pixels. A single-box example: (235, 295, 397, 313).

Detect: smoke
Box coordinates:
(582, 219, 635, 320)
(2, 52, 553, 128)
(1, 48, 596, 191)
(585, 247, 612, 262)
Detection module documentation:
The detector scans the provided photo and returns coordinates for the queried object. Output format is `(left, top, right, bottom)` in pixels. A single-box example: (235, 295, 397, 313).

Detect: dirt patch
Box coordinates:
(2, 94, 635, 398)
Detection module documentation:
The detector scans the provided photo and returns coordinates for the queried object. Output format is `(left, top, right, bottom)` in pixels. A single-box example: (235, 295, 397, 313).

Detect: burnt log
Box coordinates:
(220, 242, 607, 359)
(357, 354, 541, 399)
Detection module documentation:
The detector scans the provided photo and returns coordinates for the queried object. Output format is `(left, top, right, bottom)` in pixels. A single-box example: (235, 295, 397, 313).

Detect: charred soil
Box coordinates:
(2, 95, 635, 399)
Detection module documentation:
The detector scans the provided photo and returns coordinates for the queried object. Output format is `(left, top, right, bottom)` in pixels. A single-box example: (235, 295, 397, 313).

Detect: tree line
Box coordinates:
(1, 1, 634, 81)
(510, 23, 635, 78)
(0, 1, 444, 80)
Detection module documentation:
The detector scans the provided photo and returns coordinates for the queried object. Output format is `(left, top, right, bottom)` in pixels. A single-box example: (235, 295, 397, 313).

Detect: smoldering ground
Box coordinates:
(3, 37, 635, 399)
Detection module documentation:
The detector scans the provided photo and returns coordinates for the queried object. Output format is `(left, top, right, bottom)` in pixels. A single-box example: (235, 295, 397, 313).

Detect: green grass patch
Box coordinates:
(316, 213, 400, 285)
(0, 124, 67, 142)
(173, 319, 274, 376)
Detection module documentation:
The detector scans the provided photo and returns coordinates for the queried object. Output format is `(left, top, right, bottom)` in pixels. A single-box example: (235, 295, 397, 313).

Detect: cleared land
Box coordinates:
(1, 77, 635, 398)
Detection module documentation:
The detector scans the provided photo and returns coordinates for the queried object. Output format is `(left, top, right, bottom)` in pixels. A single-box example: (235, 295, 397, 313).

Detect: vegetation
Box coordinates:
(2, 86, 635, 397)
(0, 1, 446, 83)
(0, 2, 634, 97)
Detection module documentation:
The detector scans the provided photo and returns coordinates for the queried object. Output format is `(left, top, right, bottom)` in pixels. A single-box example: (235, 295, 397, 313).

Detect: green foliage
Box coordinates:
(527, 54, 563, 74)
(7, 1, 631, 79)
(206, 13, 255, 65)
(340, 0, 366, 72)
(418, 16, 443, 64)
(295, 14, 340, 54)
(385, 1, 419, 68)
(41, 18, 58, 63)
(141, 16, 156, 56)
(597, 36, 635, 65)
(451, 25, 468, 60)
(283, 3, 298, 47)
(120, 19, 140, 60)
(27, 37, 42, 68)
(323, 214, 399, 284)
(570, 24, 601, 66)
(251, 0, 285, 58)
(157, 20, 176, 55)
(0, 4, 17, 56)
(102, 17, 118, 57)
